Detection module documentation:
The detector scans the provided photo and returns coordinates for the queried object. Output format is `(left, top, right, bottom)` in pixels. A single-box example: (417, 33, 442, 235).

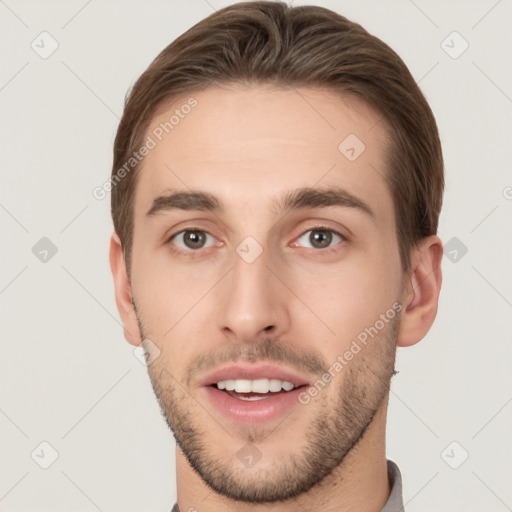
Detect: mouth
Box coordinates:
(200, 363, 311, 424)
(210, 378, 306, 400)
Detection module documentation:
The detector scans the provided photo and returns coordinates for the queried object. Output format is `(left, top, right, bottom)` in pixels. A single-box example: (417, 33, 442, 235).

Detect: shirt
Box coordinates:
(171, 459, 404, 512)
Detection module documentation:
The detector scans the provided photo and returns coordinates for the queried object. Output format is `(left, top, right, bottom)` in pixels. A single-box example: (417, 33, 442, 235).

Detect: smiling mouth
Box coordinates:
(202, 374, 310, 424)
(210, 378, 307, 400)
(218, 389, 302, 401)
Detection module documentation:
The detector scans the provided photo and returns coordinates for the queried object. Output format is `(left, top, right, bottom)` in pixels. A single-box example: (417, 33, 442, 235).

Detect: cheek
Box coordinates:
(131, 250, 213, 340)
(288, 250, 401, 347)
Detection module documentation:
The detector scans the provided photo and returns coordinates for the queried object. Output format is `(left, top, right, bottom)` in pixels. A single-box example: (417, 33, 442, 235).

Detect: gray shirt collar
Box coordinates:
(382, 459, 404, 512)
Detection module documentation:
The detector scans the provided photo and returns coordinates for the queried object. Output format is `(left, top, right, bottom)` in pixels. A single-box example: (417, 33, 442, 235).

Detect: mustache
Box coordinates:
(133, 298, 327, 378)
(186, 337, 328, 384)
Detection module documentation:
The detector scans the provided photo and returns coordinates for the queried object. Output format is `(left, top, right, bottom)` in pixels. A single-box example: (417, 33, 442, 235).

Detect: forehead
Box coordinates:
(134, 85, 393, 228)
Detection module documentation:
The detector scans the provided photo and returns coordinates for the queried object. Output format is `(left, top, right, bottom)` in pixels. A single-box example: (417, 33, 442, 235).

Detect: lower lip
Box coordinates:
(202, 385, 305, 425)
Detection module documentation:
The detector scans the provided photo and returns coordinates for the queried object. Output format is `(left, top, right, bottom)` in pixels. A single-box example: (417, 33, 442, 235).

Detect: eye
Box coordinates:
(169, 230, 217, 251)
(293, 227, 345, 250)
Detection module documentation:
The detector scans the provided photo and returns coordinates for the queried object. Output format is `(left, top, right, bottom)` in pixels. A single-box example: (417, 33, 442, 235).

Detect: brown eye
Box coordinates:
(295, 228, 344, 250)
(170, 230, 214, 251)
(309, 230, 332, 249)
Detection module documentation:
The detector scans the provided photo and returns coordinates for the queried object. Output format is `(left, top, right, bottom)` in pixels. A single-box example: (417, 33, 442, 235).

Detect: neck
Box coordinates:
(175, 396, 391, 512)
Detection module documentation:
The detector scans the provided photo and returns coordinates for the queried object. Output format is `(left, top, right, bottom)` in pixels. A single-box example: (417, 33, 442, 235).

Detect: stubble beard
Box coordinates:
(137, 306, 399, 504)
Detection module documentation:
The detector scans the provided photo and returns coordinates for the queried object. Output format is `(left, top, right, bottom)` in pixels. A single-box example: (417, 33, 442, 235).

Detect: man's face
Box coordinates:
(128, 85, 405, 502)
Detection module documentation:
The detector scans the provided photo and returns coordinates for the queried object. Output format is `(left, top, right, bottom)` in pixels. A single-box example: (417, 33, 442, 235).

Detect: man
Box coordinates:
(109, 2, 443, 511)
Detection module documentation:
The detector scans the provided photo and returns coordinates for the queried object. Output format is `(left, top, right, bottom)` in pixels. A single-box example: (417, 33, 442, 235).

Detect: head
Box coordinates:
(110, 1, 443, 505)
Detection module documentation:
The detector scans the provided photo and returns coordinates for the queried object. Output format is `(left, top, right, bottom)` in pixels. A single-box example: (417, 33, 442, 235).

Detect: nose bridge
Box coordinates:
(217, 237, 289, 340)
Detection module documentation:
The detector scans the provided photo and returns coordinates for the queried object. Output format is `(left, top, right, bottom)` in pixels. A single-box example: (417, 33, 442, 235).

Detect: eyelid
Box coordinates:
(165, 224, 348, 255)
(167, 229, 220, 254)
(292, 225, 347, 250)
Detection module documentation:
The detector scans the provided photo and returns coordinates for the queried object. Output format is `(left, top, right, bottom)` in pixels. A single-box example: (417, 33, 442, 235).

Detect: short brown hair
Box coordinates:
(111, 1, 443, 276)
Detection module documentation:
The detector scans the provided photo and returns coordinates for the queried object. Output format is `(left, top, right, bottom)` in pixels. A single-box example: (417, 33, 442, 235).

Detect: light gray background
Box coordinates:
(1, 0, 511, 510)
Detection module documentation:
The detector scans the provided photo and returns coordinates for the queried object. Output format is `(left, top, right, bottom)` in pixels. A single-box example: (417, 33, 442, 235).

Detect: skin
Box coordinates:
(110, 85, 443, 512)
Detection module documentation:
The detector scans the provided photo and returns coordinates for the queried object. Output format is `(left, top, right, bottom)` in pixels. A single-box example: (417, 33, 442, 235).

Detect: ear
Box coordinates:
(397, 235, 443, 347)
(109, 232, 142, 346)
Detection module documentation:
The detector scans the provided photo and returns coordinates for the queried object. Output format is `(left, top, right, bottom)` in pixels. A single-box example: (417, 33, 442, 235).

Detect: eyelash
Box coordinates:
(166, 226, 346, 256)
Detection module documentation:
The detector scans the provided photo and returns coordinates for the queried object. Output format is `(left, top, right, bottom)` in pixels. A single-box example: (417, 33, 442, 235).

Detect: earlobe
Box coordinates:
(397, 235, 443, 347)
(109, 233, 142, 346)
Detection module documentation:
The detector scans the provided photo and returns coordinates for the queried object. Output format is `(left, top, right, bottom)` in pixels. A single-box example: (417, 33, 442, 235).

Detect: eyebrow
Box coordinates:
(146, 186, 376, 220)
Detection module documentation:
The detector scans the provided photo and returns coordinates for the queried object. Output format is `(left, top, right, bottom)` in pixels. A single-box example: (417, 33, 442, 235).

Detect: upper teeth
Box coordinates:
(216, 379, 296, 393)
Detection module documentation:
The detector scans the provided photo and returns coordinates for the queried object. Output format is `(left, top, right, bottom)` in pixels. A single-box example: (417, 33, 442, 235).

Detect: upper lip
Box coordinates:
(200, 363, 312, 387)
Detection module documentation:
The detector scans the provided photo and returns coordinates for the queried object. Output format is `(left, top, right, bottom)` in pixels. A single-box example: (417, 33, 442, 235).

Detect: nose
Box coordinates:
(217, 244, 291, 343)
